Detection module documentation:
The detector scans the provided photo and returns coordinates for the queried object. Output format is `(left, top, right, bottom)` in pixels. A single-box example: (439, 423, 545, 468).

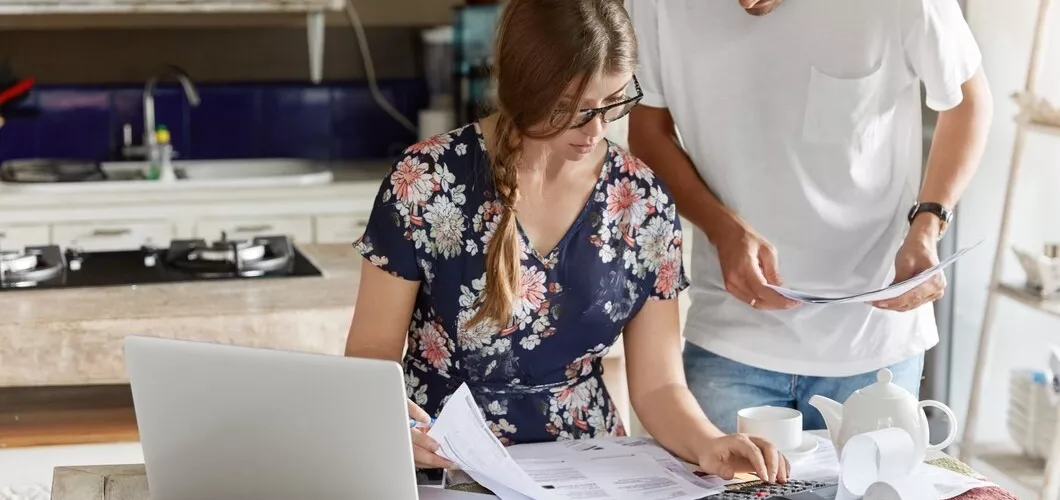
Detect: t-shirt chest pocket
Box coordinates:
(801, 63, 887, 148)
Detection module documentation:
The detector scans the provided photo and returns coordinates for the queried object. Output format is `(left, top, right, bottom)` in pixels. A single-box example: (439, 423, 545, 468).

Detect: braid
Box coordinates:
(467, 114, 523, 329)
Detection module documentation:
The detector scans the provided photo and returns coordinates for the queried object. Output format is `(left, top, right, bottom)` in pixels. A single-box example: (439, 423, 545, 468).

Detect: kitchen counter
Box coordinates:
(0, 161, 392, 212)
(0, 241, 626, 388)
(0, 243, 362, 387)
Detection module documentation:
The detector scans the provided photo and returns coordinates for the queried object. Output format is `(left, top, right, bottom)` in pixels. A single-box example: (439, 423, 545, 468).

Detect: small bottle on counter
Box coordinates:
(145, 125, 175, 182)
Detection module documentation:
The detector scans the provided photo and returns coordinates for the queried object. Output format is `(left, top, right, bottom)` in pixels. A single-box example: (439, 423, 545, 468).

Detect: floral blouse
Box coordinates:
(356, 123, 689, 445)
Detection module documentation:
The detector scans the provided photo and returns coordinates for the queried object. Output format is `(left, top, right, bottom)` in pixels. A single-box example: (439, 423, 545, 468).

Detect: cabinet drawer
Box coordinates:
(315, 213, 371, 244)
(52, 221, 173, 251)
(194, 216, 313, 243)
(0, 224, 50, 249)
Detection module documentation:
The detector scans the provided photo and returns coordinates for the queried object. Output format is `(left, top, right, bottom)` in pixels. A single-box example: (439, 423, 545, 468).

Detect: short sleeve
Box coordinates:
(648, 195, 691, 301)
(354, 157, 426, 282)
(902, 0, 982, 111)
(626, 0, 667, 108)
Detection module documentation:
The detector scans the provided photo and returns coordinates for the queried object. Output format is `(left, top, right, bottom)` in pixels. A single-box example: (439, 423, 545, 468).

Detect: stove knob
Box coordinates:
(144, 253, 157, 267)
(66, 247, 83, 271)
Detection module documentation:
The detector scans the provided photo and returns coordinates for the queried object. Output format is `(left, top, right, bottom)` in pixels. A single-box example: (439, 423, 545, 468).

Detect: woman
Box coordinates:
(345, 0, 789, 484)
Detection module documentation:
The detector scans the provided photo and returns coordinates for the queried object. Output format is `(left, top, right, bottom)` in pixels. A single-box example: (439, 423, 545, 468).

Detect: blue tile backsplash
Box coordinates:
(0, 79, 428, 163)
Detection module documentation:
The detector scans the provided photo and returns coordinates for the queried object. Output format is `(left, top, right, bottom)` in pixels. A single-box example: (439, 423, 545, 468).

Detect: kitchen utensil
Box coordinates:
(808, 368, 958, 463)
(0, 77, 33, 107)
(0, 59, 40, 119)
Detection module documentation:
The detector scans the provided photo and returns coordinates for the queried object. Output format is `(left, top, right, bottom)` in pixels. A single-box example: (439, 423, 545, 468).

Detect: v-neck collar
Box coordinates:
(473, 122, 613, 266)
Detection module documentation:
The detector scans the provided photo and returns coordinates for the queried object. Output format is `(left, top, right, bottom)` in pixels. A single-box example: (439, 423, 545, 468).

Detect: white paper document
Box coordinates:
(427, 383, 550, 500)
(509, 436, 730, 494)
(914, 463, 995, 499)
(766, 241, 981, 304)
(519, 453, 721, 500)
(788, 434, 840, 483)
(427, 383, 724, 500)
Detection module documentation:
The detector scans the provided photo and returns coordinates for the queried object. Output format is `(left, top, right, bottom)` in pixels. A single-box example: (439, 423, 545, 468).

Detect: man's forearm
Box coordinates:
(628, 109, 743, 245)
(912, 68, 993, 240)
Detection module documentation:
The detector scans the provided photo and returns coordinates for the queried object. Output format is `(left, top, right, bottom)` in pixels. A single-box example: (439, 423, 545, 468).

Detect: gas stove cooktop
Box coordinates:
(0, 234, 323, 291)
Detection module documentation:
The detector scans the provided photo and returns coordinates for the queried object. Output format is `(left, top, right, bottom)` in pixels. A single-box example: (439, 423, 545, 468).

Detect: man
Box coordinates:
(626, 0, 992, 433)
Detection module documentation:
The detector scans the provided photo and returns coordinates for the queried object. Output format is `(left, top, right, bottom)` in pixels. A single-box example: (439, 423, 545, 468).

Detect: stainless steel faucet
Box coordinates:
(123, 65, 201, 160)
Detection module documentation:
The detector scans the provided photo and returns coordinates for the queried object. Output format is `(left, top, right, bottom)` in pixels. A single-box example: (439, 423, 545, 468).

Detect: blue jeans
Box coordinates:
(683, 343, 925, 434)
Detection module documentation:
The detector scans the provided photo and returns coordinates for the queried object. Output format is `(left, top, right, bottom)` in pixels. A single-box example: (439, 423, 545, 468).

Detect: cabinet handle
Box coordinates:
(91, 228, 132, 237)
(352, 219, 368, 228)
(233, 224, 273, 233)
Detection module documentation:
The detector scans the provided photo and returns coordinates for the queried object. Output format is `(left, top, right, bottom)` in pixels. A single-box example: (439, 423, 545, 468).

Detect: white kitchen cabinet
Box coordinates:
(314, 213, 371, 244)
(0, 224, 50, 249)
(194, 216, 314, 243)
(52, 221, 174, 252)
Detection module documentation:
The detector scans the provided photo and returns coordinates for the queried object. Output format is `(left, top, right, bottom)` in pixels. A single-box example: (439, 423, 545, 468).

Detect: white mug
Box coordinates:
(736, 406, 803, 451)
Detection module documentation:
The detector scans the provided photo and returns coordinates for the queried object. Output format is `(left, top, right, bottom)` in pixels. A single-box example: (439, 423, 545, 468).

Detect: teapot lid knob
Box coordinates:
(859, 367, 909, 399)
(877, 368, 893, 384)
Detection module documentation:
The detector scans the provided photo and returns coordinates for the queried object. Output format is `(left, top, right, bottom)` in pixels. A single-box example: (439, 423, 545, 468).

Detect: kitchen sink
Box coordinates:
(0, 159, 334, 193)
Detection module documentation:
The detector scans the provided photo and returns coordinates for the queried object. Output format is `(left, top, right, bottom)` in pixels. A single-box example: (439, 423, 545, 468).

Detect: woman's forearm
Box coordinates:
(633, 383, 726, 464)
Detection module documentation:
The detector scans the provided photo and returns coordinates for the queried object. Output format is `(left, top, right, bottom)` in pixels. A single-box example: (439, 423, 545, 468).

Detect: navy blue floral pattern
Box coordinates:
(356, 123, 688, 445)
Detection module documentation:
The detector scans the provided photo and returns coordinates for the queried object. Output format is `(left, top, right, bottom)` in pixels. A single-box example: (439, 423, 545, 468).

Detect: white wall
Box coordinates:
(953, 0, 1060, 448)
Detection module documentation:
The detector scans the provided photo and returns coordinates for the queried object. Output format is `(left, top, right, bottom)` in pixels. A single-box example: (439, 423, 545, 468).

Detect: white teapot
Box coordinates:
(808, 368, 958, 463)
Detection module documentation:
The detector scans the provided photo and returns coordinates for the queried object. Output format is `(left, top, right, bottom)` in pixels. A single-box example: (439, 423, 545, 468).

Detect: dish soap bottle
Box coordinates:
(145, 125, 175, 182)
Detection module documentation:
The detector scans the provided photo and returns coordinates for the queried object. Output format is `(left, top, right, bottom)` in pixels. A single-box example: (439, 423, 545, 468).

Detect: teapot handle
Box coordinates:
(919, 400, 958, 451)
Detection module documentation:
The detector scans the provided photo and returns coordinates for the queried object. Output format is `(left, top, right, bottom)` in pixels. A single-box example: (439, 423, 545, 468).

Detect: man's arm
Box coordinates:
(628, 106, 798, 310)
(910, 68, 993, 241)
(627, 106, 736, 244)
(874, 68, 993, 311)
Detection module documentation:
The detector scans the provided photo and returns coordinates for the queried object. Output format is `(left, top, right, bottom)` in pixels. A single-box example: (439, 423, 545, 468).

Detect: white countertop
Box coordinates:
(0, 161, 391, 210)
(0, 243, 363, 387)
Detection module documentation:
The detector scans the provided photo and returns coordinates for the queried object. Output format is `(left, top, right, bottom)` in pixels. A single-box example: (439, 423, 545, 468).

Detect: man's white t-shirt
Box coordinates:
(627, 0, 982, 377)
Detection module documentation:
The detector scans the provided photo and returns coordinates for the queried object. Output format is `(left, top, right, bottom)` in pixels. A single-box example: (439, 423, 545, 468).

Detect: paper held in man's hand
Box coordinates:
(426, 383, 726, 500)
(765, 241, 981, 304)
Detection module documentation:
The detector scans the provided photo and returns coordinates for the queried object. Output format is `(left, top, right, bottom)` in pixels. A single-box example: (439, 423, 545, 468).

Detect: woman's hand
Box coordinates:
(696, 434, 790, 484)
(408, 399, 453, 469)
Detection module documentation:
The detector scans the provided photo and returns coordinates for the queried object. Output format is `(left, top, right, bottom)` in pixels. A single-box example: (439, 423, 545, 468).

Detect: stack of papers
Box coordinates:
(766, 242, 980, 304)
(427, 384, 730, 500)
(426, 384, 994, 499)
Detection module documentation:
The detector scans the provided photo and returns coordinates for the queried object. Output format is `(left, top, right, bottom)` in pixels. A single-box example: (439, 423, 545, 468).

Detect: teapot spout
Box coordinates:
(808, 395, 843, 446)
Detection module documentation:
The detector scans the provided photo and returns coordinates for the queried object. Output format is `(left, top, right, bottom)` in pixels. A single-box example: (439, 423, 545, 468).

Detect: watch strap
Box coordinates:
(907, 202, 953, 224)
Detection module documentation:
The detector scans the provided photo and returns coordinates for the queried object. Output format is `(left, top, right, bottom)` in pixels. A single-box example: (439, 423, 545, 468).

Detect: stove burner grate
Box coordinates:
(164, 234, 295, 278)
(0, 246, 65, 288)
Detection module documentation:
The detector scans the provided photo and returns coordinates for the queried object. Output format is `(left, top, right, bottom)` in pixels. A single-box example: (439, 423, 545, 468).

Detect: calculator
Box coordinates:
(707, 479, 838, 500)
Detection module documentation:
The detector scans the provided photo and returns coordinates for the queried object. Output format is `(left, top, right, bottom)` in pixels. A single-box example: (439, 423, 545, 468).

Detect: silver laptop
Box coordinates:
(124, 335, 420, 500)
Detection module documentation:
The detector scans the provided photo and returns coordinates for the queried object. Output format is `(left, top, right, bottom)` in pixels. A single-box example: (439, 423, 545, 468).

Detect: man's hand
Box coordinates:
(873, 226, 944, 312)
(715, 221, 800, 311)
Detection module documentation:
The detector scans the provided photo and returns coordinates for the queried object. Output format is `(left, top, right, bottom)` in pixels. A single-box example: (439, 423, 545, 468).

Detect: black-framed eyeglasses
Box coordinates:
(549, 75, 643, 130)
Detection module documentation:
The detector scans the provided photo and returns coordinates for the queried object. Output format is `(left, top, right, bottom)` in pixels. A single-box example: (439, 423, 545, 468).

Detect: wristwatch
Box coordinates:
(907, 202, 953, 240)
